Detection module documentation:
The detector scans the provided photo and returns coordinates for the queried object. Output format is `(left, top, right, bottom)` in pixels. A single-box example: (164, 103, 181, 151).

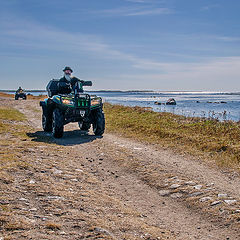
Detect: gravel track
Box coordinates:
(1, 97, 240, 239)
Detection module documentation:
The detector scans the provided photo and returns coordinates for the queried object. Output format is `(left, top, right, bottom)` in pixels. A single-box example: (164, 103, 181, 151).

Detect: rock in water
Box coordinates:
(166, 98, 176, 105)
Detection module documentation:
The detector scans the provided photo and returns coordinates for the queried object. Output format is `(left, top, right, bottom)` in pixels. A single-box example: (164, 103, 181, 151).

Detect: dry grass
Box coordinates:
(0, 107, 26, 121)
(0, 107, 29, 169)
(0, 214, 31, 231)
(104, 103, 240, 170)
(45, 222, 62, 230)
(0, 92, 47, 100)
(0, 92, 14, 98)
(27, 94, 47, 100)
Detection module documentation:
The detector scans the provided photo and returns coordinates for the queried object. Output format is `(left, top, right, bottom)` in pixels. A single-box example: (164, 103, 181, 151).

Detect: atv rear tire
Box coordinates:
(78, 121, 91, 131)
(15, 95, 18, 100)
(42, 112, 52, 132)
(52, 108, 64, 138)
(93, 110, 105, 136)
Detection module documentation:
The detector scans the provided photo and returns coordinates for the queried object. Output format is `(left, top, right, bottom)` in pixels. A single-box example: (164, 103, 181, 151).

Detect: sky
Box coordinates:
(0, 0, 240, 91)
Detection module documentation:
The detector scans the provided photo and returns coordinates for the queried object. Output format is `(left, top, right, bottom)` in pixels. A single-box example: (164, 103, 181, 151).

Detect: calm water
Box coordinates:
(6, 91, 240, 121)
(93, 91, 240, 122)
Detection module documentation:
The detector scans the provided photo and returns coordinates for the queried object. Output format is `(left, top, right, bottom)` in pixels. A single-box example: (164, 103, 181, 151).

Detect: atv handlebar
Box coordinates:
(81, 80, 92, 87)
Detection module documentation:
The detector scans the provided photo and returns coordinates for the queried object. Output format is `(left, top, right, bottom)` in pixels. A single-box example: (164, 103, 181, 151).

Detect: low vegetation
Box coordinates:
(0, 106, 29, 171)
(104, 103, 240, 170)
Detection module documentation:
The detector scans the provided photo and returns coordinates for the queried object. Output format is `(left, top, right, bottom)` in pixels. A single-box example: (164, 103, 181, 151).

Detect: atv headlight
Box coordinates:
(62, 99, 74, 106)
(91, 98, 101, 106)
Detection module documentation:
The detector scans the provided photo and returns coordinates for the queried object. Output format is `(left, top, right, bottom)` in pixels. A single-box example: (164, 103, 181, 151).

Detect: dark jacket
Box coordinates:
(16, 87, 23, 93)
(59, 76, 83, 88)
(59, 76, 84, 93)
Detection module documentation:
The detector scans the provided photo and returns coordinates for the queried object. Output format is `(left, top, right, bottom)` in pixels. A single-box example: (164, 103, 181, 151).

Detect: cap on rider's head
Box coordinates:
(63, 66, 73, 73)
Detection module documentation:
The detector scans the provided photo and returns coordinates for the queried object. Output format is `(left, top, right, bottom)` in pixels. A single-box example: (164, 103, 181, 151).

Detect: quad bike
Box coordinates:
(15, 90, 27, 100)
(40, 79, 105, 138)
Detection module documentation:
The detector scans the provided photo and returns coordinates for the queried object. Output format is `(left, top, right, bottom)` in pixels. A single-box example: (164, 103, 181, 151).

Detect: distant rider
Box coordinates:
(16, 86, 23, 93)
(59, 66, 84, 93)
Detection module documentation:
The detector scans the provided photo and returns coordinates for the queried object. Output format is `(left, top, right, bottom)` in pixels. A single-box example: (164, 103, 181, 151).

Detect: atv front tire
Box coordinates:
(52, 108, 64, 138)
(93, 110, 105, 136)
(42, 112, 52, 132)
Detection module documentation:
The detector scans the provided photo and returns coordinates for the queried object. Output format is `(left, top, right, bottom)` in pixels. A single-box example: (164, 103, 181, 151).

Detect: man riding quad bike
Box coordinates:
(40, 67, 105, 138)
(15, 87, 27, 100)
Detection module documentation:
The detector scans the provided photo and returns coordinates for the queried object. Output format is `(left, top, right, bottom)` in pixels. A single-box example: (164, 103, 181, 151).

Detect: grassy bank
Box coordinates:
(104, 103, 240, 170)
(0, 106, 32, 173)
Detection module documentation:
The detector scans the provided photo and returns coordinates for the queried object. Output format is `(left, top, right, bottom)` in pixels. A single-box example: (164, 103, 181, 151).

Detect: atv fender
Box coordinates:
(40, 101, 46, 107)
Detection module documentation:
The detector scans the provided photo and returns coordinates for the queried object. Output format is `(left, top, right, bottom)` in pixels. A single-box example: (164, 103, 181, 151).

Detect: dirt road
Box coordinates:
(1, 97, 240, 239)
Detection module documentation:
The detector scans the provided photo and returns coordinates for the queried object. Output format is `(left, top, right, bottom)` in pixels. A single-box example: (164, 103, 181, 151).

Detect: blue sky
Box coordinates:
(0, 0, 240, 91)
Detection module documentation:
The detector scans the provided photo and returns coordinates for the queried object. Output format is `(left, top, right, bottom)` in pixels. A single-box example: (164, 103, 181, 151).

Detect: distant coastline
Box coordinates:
(0, 89, 47, 93)
(0, 89, 154, 93)
(1, 89, 240, 95)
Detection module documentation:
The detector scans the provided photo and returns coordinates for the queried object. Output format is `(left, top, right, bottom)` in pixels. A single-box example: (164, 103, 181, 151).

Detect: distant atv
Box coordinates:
(15, 89, 27, 100)
(40, 79, 105, 138)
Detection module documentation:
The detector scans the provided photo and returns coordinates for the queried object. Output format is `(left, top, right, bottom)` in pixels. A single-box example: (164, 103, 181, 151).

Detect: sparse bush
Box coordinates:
(45, 222, 62, 230)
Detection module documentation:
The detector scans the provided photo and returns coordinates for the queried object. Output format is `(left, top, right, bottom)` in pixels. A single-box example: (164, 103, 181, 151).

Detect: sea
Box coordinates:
(5, 90, 240, 122)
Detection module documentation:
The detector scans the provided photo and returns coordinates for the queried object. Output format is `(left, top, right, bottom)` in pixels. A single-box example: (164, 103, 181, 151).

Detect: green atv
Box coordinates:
(15, 90, 27, 100)
(40, 79, 105, 138)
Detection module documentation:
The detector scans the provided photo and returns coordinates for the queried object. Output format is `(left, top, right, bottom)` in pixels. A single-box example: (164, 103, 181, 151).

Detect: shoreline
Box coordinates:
(1, 89, 240, 94)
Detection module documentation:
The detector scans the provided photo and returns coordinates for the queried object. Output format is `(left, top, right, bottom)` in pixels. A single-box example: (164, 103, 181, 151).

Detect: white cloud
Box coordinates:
(212, 36, 240, 42)
(118, 57, 240, 90)
(2, 20, 240, 69)
(127, 7, 171, 16)
(92, 6, 172, 17)
(124, 0, 164, 3)
(201, 4, 220, 11)
(151, 32, 240, 43)
(1, 19, 240, 91)
(125, 0, 147, 2)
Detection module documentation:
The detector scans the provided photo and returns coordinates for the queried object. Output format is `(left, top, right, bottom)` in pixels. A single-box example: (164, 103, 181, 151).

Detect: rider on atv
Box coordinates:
(59, 66, 84, 94)
(16, 86, 23, 93)
(40, 66, 105, 138)
(15, 86, 27, 100)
